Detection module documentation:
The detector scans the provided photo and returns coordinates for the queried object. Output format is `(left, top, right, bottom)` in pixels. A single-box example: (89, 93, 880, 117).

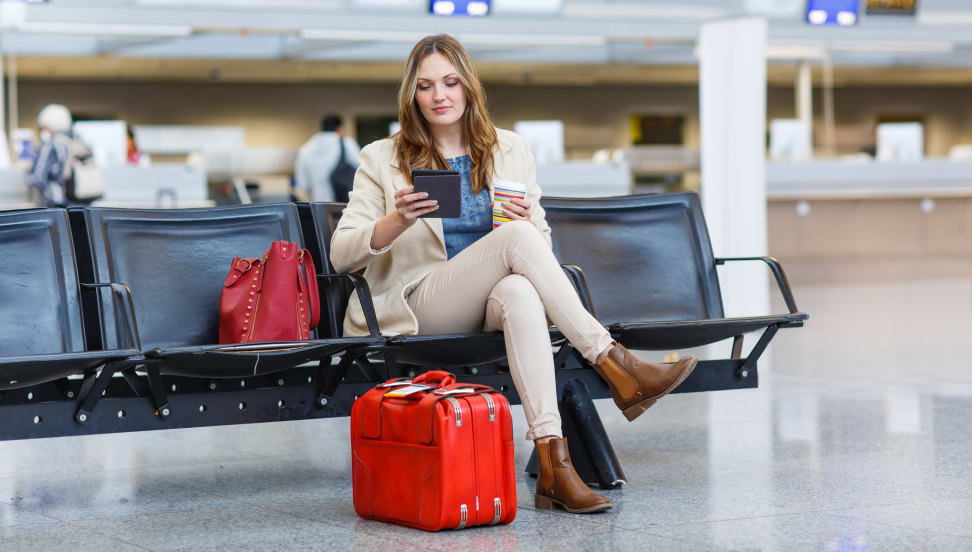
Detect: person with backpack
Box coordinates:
(29, 104, 94, 207)
(294, 114, 361, 203)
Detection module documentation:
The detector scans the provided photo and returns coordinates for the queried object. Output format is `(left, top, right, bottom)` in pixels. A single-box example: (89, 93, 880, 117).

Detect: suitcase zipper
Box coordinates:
(483, 393, 496, 421)
(490, 497, 502, 525)
(445, 397, 462, 427)
(456, 504, 468, 530)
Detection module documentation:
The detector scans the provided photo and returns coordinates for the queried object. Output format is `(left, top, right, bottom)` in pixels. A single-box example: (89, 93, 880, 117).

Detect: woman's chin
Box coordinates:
(427, 116, 462, 129)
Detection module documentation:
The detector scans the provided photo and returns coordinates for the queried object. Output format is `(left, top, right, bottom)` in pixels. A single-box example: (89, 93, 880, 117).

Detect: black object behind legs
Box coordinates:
(526, 378, 627, 489)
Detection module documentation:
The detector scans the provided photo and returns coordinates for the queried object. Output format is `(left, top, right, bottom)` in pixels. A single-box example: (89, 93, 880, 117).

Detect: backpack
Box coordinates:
(330, 137, 356, 203)
(58, 133, 102, 202)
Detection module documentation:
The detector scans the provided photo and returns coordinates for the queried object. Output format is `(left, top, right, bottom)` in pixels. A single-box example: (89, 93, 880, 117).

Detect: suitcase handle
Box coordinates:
(376, 378, 413, 388)
(416, 389, 502, 445)
(434, 383, 497, 396)
(413, 370, 456, 387)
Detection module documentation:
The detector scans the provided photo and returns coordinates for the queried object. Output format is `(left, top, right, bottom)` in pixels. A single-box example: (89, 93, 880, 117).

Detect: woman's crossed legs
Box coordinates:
(405, 220, 614, 440)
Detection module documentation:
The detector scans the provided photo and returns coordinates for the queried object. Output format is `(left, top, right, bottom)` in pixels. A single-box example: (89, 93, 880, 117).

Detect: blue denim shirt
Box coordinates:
(442, 155, 492, 260)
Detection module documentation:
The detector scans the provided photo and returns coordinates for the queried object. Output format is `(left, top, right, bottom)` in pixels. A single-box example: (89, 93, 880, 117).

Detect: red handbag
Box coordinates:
(351, 370, 517, 531)
(218, 241, 320, 344)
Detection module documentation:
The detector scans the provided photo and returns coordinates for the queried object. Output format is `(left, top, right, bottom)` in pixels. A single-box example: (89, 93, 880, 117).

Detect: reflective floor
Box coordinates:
(1, 277, 970, 551)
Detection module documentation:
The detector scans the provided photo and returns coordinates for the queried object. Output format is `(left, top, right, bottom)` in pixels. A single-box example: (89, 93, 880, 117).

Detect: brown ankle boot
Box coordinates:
(535, 438, 612, 514)
(594, 344, 698, 422)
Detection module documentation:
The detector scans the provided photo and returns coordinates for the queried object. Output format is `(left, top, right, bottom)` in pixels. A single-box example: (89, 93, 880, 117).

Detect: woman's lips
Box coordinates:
(432, 106, 451, 113)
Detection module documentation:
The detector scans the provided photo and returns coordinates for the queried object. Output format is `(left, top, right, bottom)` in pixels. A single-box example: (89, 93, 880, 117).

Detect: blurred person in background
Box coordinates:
(29, 104, 93, 207)
(126, 127, 141, 165)
(294, 114, 361, 203)
(331, 34, 697, 516)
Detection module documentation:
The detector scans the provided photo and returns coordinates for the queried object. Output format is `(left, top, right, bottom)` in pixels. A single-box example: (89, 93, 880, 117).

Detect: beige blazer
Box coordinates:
(330, 128, 552, 337)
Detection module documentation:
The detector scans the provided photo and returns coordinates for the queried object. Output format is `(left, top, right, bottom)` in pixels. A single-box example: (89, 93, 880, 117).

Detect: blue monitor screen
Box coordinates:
(430, 0, 490, 16)
(806, 0, 860, 26)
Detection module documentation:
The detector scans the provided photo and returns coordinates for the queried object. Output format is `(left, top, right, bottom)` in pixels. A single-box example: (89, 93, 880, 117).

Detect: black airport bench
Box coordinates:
(0, 192, 805, 484)
(298, 202, 578, 372)
(541, 192, 807, 388)
(0, 209, 141, 424)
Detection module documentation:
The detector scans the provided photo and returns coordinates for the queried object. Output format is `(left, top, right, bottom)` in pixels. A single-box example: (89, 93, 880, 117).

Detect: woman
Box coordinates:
(331, 35, 697, 514)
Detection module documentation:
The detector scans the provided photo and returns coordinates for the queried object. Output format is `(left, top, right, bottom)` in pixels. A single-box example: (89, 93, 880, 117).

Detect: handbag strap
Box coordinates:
(296, 249, 320, 329)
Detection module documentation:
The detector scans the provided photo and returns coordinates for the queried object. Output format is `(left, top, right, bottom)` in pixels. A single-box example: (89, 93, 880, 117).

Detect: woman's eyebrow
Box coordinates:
(417, 73, 458, 82)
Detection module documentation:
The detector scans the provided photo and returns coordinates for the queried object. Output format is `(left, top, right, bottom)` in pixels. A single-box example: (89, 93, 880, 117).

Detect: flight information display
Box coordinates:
(805, 0, 860, 26)
(429, 0, 490, 16)
(866, 0, 917, 15)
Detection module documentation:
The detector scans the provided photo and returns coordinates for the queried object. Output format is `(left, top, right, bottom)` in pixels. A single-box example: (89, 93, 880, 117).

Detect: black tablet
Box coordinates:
(411, 169, 461, 218)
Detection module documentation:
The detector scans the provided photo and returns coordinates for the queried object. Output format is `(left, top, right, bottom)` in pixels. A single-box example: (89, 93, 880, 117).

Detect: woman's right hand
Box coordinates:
(371, 185, 440, 250)
(393, 186, 439, 226)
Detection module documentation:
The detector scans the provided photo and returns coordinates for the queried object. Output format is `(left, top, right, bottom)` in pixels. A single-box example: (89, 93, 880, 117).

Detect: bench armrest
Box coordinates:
(318, 273, 381, 337)
(81, 282, 143, 350)
(714, 256, 799, 314)
(561, 264, 597, 317)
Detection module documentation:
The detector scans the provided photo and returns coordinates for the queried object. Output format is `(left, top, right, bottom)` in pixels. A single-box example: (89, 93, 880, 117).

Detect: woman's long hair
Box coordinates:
(395, 34, 498, 194)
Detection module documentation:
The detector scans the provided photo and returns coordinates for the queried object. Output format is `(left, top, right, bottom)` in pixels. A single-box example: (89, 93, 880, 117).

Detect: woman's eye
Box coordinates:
(418, 85, 430, 91)
(446, 82, 458, 87)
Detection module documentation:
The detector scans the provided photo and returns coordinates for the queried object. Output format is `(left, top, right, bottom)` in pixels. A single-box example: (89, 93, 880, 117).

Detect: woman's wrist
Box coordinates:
(371, 211, 411, 250)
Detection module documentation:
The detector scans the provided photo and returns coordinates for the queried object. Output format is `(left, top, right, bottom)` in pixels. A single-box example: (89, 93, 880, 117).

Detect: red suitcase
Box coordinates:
(351, 370, 517, 531)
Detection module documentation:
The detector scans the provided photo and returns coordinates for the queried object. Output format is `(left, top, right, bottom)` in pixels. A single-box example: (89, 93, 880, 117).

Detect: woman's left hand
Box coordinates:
(501, 198, 533, 222)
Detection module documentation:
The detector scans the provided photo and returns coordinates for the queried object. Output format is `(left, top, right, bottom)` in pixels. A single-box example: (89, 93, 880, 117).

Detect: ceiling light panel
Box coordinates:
(919, 10, 972, 25)
(829, 40, 955, 53)
(137, 0, 343, 8)
(492, 0, 561, 14)
(351, 0, 425, 7)
(15, 22, 193, 37)
(117, 33, 282, 59)
(459, 32, 605, 47)
(300, 28, 428, 42)
(562, 2, 727, 20)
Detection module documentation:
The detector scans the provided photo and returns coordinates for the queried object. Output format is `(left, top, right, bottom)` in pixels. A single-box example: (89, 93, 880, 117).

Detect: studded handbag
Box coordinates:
(218, 241, 320, 344)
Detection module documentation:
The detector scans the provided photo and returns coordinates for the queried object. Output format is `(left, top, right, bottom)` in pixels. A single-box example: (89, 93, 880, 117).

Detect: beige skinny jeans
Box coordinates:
(405, 220, 615, 440)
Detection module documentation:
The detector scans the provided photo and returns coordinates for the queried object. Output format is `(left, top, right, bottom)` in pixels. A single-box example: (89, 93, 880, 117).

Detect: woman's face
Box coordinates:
(415, 52, 467, 132)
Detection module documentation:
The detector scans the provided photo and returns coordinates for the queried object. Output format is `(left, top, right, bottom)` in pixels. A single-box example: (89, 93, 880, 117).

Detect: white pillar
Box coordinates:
(7, 56, 17, 140)
(0, 54, 6, 138)
(0, 55, 7, 166)
(796, 59, 814, 157)
(699, 18, 774, 459)
(699, 17, 770, 321)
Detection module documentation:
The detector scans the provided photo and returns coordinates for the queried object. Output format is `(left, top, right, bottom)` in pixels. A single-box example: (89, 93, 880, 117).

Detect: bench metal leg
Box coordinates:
(144, 364, 171, 419)
(120, 367, 147, 396)
(316, 353, 354, 408)
(74, 363, 118, 424)
(738, 325, 778, 379)
(54, 378, 76, 400)
(525, 377, 627, 489)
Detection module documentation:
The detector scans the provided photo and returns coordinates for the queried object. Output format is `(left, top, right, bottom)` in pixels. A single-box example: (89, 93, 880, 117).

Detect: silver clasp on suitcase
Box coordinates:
(432, 387, 477, 395)
(376, 379, 414, 388)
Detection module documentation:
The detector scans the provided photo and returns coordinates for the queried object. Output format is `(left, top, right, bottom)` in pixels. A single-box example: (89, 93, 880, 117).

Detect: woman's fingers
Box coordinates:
(395, 192, 431, 211)
(399, 200, 438, 221)
(414, 204, 439, 217)
(502, 200, 530, 220)
(394, 186, 414, 199)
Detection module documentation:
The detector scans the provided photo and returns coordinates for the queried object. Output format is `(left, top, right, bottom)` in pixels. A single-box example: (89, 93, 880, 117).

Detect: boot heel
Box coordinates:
(622, 398, 657, 421)
(535, 494, 555, 510)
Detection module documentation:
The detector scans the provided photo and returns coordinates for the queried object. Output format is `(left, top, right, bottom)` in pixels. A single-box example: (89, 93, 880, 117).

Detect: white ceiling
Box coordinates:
(1, 0, 972, 68)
